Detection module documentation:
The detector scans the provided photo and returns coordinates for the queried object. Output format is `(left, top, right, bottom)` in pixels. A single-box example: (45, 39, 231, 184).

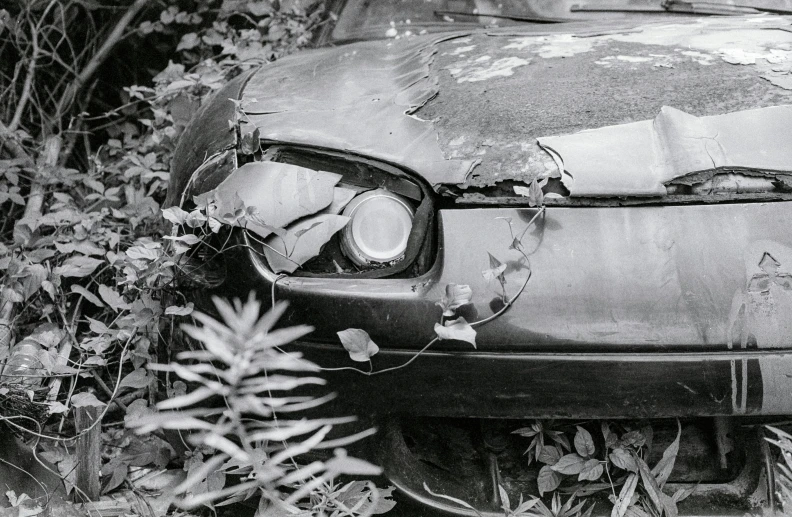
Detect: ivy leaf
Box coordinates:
(514, 179, 546, 207)
(165, 303, 194, 316)
(434, 317, 477, 348)
(574, 426, 596, 458)
(53, 255, 103, 278)
(162, 206, 189, 225)
(47, 401, 69, 415)
(126, 245, 160, 261)
(436, 283, 473, 317)
(70, 285, 105, 308)
(602, 422, 618, 449)
(71, 392, 106, 408)
(239, 127, 261, 155)
(537, 444, 561, 465)
(620, 430, 646, 448)
(120, 368, 150, 389)
(176, 32, 200, 51)
(609, 447, 638, 473)
(20, 264, 46, 300)
(338, 329, 379, 362)
(551, 454, 586, 475)
(98, 284, 130, 311)
(537, 465, 562, 495)
(578, 458, 603, 481)
(528, 179, 544, 208)
(482, 252, 507, 283)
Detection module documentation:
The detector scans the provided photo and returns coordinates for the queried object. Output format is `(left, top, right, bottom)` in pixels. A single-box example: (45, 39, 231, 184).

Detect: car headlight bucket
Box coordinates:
(340, 189, 415, 267)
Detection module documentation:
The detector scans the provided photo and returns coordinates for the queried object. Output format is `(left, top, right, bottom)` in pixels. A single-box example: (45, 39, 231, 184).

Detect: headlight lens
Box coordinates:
(341, 189, 415, 266)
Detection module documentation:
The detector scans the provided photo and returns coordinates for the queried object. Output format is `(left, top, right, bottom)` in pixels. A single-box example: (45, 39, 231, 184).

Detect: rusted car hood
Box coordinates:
(241, 15, 792, 192)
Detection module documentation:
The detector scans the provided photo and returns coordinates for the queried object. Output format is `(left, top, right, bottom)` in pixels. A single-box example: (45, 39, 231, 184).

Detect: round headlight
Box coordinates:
(340, 189, 415, 267)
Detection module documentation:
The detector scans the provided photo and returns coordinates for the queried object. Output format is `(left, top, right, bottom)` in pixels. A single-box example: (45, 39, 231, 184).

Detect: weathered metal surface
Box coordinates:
(237, 15, 792, 192)
(236, 203, 792, 351)
(425, 18, 792, 190)
(241, 34, 478, 187)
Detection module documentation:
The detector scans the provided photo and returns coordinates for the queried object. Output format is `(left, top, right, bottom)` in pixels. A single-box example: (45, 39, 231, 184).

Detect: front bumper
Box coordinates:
(292, 343, 792, 419)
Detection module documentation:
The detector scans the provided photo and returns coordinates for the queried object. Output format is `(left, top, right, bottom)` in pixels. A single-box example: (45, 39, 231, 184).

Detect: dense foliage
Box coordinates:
(0, 1, 388, 514)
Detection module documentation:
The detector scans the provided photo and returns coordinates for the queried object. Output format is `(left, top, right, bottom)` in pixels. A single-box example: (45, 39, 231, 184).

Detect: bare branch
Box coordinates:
(9, 20, 39, 132)
(55, 0, 151, 119)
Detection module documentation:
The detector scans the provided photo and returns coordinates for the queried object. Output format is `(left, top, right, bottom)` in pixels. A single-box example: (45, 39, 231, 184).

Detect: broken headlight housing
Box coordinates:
(340, 189, 415, 267)
(245, 145, 436, 279)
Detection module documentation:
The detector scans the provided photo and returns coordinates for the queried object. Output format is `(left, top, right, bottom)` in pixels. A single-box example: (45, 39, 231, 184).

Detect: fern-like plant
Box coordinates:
(129, 295, 392, 515)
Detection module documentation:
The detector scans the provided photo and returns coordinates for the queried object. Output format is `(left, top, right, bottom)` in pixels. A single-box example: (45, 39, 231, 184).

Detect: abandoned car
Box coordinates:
(167, 0, 792, 514)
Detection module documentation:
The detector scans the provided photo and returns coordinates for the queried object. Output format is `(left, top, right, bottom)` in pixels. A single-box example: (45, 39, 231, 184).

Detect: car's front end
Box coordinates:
(167, 1, 792, 514)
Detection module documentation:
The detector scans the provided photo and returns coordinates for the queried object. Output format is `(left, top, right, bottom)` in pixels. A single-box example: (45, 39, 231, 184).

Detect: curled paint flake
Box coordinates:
(534, 35, 595, 59)
(680, 50, 714, 65)
(616, 55, 652, 63)
(451, 56, 530, 83)
(503, 36, 537, 51)
(720, 48, 763, 65)
(450, 45, 476, 56)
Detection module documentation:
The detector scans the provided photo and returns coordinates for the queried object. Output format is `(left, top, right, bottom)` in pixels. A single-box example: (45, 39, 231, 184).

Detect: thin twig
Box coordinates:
(9, 20, 39, 132)
(55, 0, 152, 119)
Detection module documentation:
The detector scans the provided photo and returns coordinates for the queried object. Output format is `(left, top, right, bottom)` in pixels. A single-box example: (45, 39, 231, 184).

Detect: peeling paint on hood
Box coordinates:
(538, 104, 792, 197)
(422, 17, 792, 190)
(238, 15, 792, 193)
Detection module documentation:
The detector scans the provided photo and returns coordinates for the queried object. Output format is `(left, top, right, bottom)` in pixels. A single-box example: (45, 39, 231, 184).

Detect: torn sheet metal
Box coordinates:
(205, 161, 342, 238)
(263, 214, 350, 274)
(538, 105, 792, 197)
(241, 34, 478, 187)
